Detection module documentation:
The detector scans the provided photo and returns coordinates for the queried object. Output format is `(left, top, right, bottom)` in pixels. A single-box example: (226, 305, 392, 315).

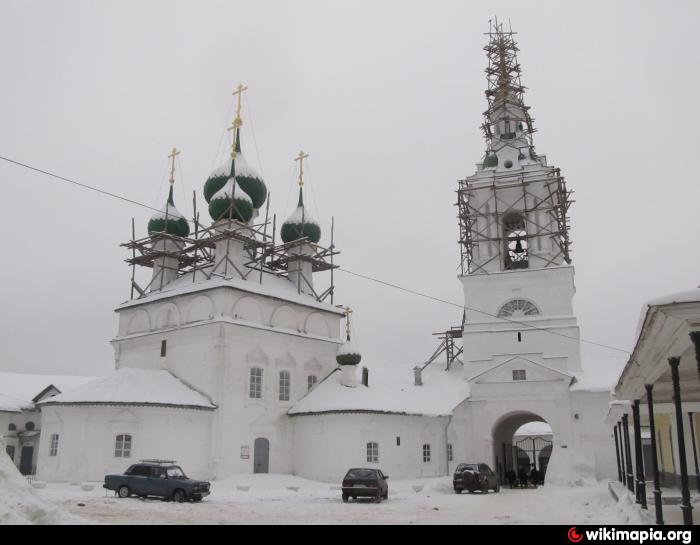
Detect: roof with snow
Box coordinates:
(0, 372, 96, 413)
(117, 262, 345, 316)
(289, 362, 470, 417)
(37, 368, 216, 410)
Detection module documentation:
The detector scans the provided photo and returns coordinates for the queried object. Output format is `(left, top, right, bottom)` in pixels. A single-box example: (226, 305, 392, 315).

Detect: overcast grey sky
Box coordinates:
(1, 0, 698, 378)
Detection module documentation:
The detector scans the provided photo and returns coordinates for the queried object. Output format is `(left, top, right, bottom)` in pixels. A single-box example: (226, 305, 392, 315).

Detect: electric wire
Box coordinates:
(0, 154, 631, 355)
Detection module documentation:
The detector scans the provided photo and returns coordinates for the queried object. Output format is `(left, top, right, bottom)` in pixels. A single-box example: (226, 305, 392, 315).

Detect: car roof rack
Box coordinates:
(139, 459, 177, 464)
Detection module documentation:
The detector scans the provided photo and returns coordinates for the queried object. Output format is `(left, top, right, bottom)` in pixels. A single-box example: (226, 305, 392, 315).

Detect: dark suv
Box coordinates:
(341, 468, 389, 503)
(104, 460, 210, 502)
(453, 463, 500, 494)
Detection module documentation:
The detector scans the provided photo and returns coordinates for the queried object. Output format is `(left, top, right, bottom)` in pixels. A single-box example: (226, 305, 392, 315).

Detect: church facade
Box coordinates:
(35, 25, 615, 485)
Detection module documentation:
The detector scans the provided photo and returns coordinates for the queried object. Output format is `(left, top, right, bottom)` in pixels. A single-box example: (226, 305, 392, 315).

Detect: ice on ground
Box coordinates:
(0, 438, 82, 525)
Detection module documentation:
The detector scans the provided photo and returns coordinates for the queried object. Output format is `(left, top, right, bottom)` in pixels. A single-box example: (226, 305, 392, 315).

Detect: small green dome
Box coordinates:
(204, 130, 267, 209)
(336, 338, 361, 366)
(483, 153, 498, 168)
(208, 178, 254, 223)
(280, 187, 321, 244)
(148, 187, 190, 237)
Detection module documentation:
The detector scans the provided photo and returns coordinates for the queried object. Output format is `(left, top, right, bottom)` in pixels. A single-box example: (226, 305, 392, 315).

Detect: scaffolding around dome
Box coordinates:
(122, 193, 339, 304)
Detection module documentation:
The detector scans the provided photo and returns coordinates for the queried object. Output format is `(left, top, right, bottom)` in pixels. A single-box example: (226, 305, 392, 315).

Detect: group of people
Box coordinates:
(505, 465, 544, 489)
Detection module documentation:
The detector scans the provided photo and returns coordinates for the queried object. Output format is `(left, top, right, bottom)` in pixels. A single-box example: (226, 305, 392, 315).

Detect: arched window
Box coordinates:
(8, 423, 16, 431)
(497, 299, 540, 318)
(114, 434, 132, 458)
(249, 367, 263, 399)
(49, 434, 59, 457)
(25, 421, 35, 431)
(503, 213, 528, 270)
(366, 442, 379, 463)
(279, 370, 290, 402)
(423, 444, 431, 463)
(307, 375, 318, 391)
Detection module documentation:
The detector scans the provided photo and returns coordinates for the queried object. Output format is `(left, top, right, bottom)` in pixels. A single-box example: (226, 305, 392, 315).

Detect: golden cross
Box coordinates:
(344, 306, 353, 338)
(227, 120, 239, 159)
(294, 151, 309, 187)
(232, 83, 248, 128)
(168, 147, 180, 185)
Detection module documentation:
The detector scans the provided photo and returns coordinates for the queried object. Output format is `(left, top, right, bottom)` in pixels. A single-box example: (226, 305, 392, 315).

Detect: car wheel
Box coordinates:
(481, 482, 489, 494)
(173, 489, 187, 503)
(117, 485, 130, 499)
(375, 491, 382, 504)
(383, 491, 388, 500)
(468, 489, 474, 494)
(454, 488, 462, 494)
(342, 494, 348, 503)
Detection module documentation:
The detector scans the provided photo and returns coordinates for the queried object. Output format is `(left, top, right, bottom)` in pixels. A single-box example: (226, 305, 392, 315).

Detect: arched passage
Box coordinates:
(491, 410, 553, 486)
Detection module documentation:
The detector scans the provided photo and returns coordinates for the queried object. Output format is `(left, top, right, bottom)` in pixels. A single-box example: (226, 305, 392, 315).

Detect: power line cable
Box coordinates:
(0, 154, 631, 355)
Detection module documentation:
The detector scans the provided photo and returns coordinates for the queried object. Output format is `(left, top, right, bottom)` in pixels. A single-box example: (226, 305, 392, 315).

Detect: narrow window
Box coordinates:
(366, 442, 379, 463)
(279, 370, 290, 402)
(517, 332, 522, 342)
(114, 434, 132, 458)
(8, 423, 16, 431)
(396, 436, 401, 447)
(49, 434, 59, 457)
(160, 340, 167, 357)
(423, 443, 431, 463)
(512, 369, 526, 381)
(447, 443, 454, 462)
(249, 367, 263, 399)
(307, 375, 318, 391)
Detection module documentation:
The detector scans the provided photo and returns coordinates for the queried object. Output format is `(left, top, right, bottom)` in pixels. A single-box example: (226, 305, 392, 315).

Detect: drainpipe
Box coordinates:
(444, 414, 453, 477)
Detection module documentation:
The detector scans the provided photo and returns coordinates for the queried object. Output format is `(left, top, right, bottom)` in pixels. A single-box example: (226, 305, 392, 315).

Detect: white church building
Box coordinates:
(35, 25, 615, 485)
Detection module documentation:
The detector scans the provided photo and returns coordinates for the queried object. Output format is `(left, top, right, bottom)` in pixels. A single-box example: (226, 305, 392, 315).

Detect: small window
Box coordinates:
(447, 443, 453, 462)
(366, 442, 379, 463)
(130, 465, 150, 477)
(249, 367, 263, 399)
(423, 443, 431, 463)
(8, 423, 16, 431)
(279, 370, 290, 402)
(114, 434, 132, 458)
(307, 375, 318, 391)
(517, 332, 522, 342)
(25, 421, 35, 431)
(396, 436, 401, 447)
(513, 369, 526, 381)
(160, 340, 167, 357)
(49, 433, 59, 457)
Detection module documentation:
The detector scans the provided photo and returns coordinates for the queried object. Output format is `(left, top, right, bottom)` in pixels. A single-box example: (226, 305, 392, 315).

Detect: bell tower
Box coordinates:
(457, 21, 580, 378)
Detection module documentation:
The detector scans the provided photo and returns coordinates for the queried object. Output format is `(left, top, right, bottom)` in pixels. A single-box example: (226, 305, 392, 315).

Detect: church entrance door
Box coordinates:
(254, 438, 269, 474)
(19, 446, 34, 475)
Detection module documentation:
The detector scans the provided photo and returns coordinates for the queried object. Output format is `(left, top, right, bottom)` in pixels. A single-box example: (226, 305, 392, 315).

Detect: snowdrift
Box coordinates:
(0, 437, 81, 525)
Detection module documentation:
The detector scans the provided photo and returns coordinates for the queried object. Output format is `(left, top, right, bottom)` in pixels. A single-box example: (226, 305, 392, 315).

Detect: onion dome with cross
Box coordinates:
(147, 148, 191, 237)
(205, 84, 267, 218)
(280, 151, 321, 244)
(336, 307, 361, 366)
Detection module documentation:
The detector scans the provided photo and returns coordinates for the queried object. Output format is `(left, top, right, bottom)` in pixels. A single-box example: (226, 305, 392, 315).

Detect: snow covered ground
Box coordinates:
(28, 474, 647, 525)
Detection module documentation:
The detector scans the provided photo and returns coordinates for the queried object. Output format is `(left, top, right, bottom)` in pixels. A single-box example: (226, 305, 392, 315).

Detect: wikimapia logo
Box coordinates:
(567, 527, 692, 545)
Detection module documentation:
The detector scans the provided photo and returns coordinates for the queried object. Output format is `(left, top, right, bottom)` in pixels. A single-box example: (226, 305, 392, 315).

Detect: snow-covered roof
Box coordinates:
(0, 372, 96, 412)
(118, 263, 345, 316)
(337, 339, 360, 357)
(150, 201, 186, 222)
(289, 362, 469, 417)
(210, 153, 260, 181)
(211, 178, 253, 204)
(282, 204, 320, 228)
(37, 368, 216, 410)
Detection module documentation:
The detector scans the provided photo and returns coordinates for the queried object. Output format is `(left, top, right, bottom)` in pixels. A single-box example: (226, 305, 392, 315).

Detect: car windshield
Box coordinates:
(345, 469, 377, 480)
(166, 466, 186, 479)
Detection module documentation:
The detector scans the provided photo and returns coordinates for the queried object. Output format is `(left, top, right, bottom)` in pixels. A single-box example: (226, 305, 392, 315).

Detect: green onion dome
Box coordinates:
(203, 130, 267, 209)
(208, 178, 254, 223)
(280, 187, 321, 244)
(147, 187, 190, 237)
(483, 152, 498, 168)
(336, 338, 361, 366)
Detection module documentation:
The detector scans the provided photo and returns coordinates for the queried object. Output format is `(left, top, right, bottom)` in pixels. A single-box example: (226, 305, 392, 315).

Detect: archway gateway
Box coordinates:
(492, 411, 553, 485)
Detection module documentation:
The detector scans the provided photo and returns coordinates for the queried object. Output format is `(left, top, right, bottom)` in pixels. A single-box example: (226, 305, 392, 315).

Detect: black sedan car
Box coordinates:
(453, 463, 500, 494)
(341, 468, 389, 503)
